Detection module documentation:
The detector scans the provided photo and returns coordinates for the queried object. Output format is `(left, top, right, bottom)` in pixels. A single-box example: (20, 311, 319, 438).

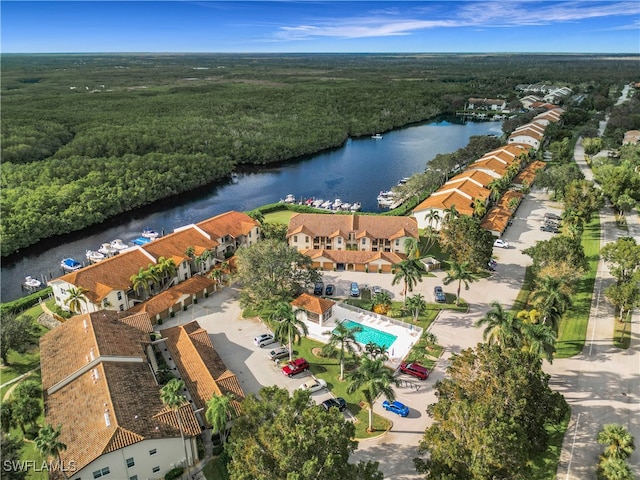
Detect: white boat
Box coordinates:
(24, 276, 42, 290)
(142, 227, 159, 239)
(283, 194, 296, 204)
(350, 202, 362, 212)
(332, 199, 343, 209)
(230, 172, 239, 183)
(312, 199, 324, 208)
(98, 242, 118, 256)
(321, 200, 332, 209)
(371, 133, 383, 139)
(110, 239, 129, 251)
(341, 202, 351, 210)
(86, 250, 106, 263)
(61, 258, 82, 272)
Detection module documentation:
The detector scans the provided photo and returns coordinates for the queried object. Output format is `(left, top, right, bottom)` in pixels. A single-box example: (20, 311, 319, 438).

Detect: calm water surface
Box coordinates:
(1, 118, 501, 302)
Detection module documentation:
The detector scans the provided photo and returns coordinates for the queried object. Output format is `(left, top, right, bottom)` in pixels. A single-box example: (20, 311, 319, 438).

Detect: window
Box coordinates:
(362, 238, 366, 245)
(126, 458, 135, 468)
(395, 239, 400, 246)
(305, 236, 309, 243)
(293, 235, 298, 242)
(152, 467, 160, 473)
(130, 476, 138, 480)
(92, 467, 110, 479)
(119, 304, 124, 311)
(103, 299, 109, 308)
(117, 292, 122, 300)
(149, 449, 157, 456)
(337, 238, 342, 244)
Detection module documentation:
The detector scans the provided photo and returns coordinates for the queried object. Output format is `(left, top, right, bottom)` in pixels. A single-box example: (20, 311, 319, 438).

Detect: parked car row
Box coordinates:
(313, 282, 337, 296)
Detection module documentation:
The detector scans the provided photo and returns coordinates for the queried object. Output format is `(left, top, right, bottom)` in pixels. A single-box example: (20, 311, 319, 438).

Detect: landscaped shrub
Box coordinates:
(164, 466, 184, 480)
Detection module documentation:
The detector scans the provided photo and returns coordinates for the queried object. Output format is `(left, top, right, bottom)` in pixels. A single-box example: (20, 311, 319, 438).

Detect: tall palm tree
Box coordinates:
(403, 237, 420, 259)
(156, 256, 177, 289)
(531, 274, 573, 331)
(425, 210, 440, 230)
(347, 356, 399, 432)
(443, 261, 480, 306)
(35, 424, 67, 479)
(205, 392, 236, 445)
(64, 286, 89, 314)
(475, 301, 523, 348)
(364, 342, 388, 361)
(598, 424, 636, 460)
(209, 268, 223, 290)
(130, 267, 153, 299)
(405, 293, 427, 323)
(322, 321, 362, 381)
(160, 378, 191, 468)
(270, 302, 309, 362)
(391, 259, 424, 304)
(488, 180, 502, 203)
(521, 322, 557, 363)
(442, 205, 459, 224)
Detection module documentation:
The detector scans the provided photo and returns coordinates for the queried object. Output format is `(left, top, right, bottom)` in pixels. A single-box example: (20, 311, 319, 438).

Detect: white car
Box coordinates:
(254, 333, 276, 347)
(493, 239, 509, 249)
(296, 378, 327, 393)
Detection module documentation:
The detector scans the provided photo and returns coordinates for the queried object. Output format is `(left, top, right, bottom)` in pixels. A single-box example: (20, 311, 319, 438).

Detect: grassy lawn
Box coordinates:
(528, 412, 570, 480)
(556, 217, 600, 358)
(512, 266, 536, 313)
(292, 336, 392, 439)
(203, 453, 230, 480)
(263, 209, 296, 225)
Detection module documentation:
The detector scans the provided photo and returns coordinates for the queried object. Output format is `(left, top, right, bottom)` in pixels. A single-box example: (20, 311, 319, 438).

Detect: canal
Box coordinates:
(1, 117, 502, 302)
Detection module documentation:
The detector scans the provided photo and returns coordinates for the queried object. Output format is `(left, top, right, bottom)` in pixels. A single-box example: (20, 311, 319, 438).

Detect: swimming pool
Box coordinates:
(337, 319, 397, 350)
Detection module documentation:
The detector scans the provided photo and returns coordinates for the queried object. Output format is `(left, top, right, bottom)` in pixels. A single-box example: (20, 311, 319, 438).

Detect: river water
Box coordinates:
(1, 118, 501, 303)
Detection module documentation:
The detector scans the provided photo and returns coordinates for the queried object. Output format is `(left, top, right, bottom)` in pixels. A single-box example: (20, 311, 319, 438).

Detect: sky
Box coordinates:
(2, 1, 639, 54)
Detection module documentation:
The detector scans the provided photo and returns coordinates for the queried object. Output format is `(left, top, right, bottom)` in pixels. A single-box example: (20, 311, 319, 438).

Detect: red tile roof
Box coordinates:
(40, 311, 200, 474)
(291, 293, 336, 315)
(287, 213, 418, 241)
(196, 211, 259, 239)
(127, 275, 216, 317)
(162, 322, 245, 418)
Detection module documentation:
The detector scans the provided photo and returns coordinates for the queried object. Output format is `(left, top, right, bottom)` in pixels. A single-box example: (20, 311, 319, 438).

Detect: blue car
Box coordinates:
(350, 282, 360, 297)
(382, 400, 409, 417)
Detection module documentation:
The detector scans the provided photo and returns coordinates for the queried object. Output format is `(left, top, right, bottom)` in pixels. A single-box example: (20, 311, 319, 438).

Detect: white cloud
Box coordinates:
(273, 1, 640, 41)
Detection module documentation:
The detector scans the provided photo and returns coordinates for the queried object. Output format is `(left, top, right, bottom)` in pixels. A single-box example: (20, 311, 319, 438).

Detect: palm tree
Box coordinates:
(472, 198, 487, 219)
(405, 293, 427, 323)
(442, 261, 480, 306)
(130, 267, 153, 298)
(209, 268, 223, 290)
(507, 197, 520, 213)
(597, 457, 634, 480)
(475, 301, 523, 348)
(391, 259, 424, 304)
(322, 321, 362, 380)
(347, 356, 400, 432)
(160, 378, 191, 468)
(364, 342, 388, 361)
(156, 256, 177, 289)
(403, 237, 420, 259)
(488, 180, 502, 203)
(205, 392, 236, 445)
(521, 322, 557, 363)
(598, 424, 636, 460)
(35, 424, 67, 479)
(270, 302, 309, 362)
(531, 274, 573, 331)
(425, 210, 440, 230)
(64, 287, 89, 314)
(442, 205, 459, 224)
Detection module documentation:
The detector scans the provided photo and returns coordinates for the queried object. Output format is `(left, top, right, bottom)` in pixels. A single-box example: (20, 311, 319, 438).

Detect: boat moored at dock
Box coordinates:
(23, 276, 42, 291)
(61, 258, 82, 272)
(86, 250, 106, 263)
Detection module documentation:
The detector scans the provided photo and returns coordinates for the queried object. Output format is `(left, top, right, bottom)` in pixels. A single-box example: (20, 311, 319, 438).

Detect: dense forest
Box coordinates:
(1, 53, 638, 256)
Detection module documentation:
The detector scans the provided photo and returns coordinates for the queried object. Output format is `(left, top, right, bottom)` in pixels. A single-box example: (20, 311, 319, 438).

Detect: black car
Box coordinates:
(544, 212, 562, 221)
(540, 224, 560, 233)
(321, 397, 347, 412)
(313, 282, 324, 295)
(324, 284, 335, 296)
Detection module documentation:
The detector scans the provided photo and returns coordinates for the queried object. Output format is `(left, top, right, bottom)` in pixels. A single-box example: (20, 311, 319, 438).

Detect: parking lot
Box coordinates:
(159, 189, 567, 479)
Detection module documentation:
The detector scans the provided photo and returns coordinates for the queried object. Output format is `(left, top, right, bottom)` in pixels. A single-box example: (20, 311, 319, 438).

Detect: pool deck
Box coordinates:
(303, 303, 422, 368)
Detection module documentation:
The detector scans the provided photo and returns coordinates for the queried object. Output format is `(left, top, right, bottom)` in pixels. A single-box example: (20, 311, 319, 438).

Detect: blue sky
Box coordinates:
(2, 1, 639, 53)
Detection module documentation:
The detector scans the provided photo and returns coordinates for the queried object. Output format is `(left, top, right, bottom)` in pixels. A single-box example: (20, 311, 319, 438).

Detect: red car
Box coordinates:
(282, 358, 310, 377)
(399, 362, 428, 380)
